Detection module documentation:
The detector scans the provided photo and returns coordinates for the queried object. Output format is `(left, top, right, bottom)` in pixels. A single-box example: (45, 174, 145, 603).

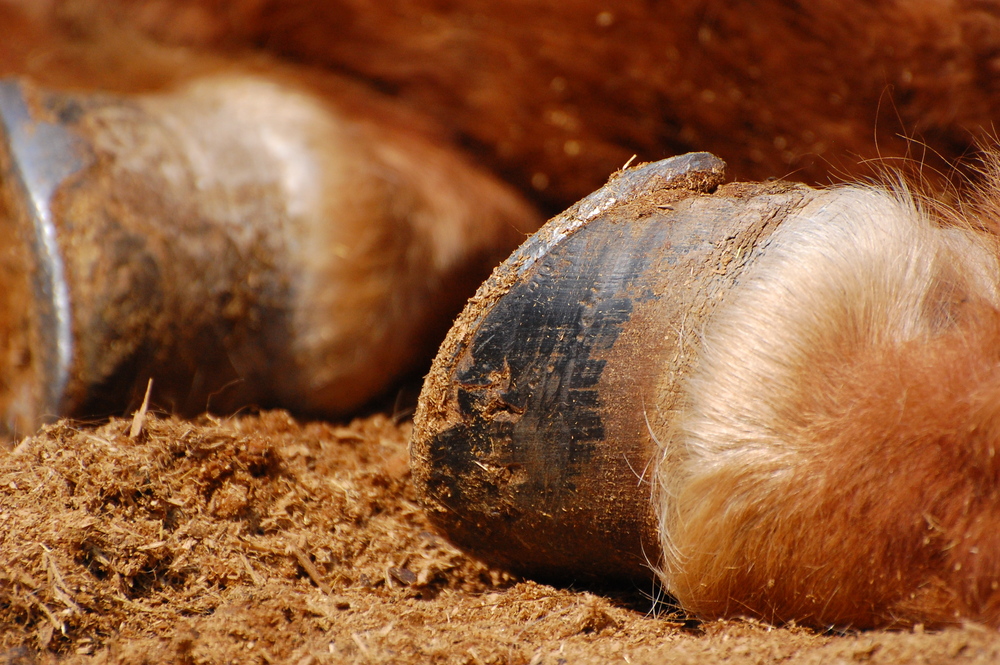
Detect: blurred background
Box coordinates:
(4, 0, 999, 216)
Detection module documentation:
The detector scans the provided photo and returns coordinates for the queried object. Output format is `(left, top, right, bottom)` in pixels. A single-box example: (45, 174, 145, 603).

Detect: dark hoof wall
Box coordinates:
(412, 153, 818, 583)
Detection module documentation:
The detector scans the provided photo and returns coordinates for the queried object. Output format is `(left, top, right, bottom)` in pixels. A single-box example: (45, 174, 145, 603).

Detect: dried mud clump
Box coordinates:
(1, 412, 1000, 664)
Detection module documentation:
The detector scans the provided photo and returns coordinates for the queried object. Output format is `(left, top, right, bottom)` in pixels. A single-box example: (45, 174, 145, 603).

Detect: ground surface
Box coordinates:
(2, 411, 1000, 664)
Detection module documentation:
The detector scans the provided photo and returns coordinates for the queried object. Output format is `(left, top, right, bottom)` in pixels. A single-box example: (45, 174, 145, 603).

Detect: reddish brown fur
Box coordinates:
(10, 0, 1000, 212)
(658, 182, 1000, 629)
(680, 304, 1000, 628)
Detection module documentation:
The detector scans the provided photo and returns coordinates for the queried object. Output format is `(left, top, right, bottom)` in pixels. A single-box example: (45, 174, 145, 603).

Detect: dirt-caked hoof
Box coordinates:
(0, 73, 539, 439)
(414, 148, 1000, 629)
(411, 153, 822, 583)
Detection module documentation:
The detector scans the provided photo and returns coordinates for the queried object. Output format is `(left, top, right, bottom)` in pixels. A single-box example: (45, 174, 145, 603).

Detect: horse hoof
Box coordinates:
(0, 73, 539, 439)
(412, 152, 824, 582)
(413, 149, 1000, 630)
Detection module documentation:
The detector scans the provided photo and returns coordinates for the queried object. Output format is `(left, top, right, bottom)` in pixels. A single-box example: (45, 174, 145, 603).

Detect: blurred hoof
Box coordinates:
(0, 72, 540, 439)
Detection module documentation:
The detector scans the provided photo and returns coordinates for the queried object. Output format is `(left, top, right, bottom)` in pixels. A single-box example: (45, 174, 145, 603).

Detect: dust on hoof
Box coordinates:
(411, 153, 814, 583)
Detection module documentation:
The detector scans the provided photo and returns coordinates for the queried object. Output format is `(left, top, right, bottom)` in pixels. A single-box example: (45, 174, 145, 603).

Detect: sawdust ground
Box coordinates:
(1, 410, 999, 664)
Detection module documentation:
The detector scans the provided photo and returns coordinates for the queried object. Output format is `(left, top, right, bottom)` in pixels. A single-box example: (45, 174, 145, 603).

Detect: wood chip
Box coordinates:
(289, 546, 332, 595)
(129, 378, 154, 439)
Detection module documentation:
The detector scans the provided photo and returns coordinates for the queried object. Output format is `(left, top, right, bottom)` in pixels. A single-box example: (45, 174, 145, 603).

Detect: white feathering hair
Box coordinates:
(655, 182, 1000, 628)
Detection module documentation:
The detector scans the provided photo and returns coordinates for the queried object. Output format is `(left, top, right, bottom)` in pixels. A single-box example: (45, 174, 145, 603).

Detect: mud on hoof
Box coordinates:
(413, 152, 1000, 629)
